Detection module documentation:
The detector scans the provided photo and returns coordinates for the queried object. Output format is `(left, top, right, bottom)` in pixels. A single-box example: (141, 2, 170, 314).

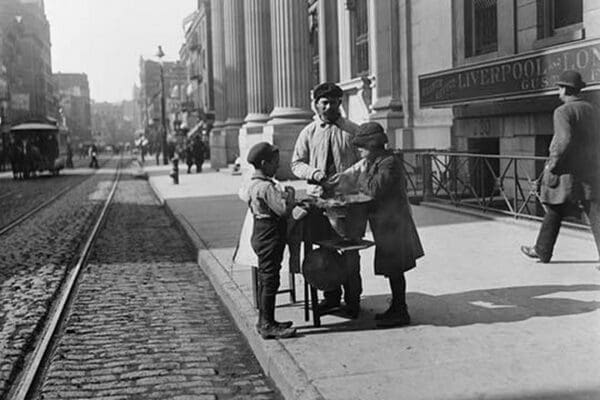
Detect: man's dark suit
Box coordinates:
(535, 96, 600, 262)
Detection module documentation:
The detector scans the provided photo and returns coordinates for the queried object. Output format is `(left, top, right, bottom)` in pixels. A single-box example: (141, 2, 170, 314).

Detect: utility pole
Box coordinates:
(157, 45, 168, 165)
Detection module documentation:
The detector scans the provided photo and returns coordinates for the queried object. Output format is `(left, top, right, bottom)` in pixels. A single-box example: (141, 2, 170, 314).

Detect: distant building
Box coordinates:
(0, 0, 55, 123)
(179, 0, 213, 134)
(128, 84, 142, 132)
(91, 101, 135, 147)
(53, 72, 92, 144)
(138, 57, 187, 152)
(0, 0, 55, 165)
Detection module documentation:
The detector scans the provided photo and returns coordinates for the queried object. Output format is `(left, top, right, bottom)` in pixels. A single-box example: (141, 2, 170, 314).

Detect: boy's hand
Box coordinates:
(335, 174, 356, 194)
(284, 185, 295, 197)
(325, 173, 341, 186)
(284, 186, 296, 204)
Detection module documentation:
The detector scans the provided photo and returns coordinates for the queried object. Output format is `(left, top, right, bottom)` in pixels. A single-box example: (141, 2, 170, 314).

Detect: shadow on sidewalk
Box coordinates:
(479, 388, 600, 400)
(296, 284, 600, 334)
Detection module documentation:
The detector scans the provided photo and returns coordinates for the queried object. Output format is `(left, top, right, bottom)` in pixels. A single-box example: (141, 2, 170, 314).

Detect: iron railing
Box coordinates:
(396, 150, 588, 227)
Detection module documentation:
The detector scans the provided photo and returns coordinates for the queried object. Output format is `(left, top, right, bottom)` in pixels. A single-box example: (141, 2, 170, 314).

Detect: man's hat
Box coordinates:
(247, 142, 278, 167)
(352, 122, 388, 148)
(556, 70, 586, 90)
(313, 82, 344, 101)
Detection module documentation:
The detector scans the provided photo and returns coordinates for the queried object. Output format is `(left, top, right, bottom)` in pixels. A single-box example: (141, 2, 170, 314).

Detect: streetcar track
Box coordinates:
(7, 157, 124, 400)
(0, 191, 15, 200)
(0, 158, 114, 237)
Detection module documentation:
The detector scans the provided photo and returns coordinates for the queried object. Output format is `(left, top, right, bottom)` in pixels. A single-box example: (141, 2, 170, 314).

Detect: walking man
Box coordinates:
(521, 70, 600, 263)
(291, 82, 362, 318)
(88, 143, 99, 169)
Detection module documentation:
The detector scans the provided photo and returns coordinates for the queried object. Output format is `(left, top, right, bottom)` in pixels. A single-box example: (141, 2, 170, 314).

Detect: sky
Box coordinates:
(45, 0, 196, 103)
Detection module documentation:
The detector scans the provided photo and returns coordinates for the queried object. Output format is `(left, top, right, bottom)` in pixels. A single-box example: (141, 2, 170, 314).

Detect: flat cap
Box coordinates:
(247, 142, 278, 167)
(313, 82, 344, 101)
(352, 122, 388, 148)
(556, 70, 586, 90)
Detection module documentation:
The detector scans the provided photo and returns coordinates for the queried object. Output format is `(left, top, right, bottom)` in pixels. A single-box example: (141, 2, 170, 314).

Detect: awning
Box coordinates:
(11, 122, 58, 132)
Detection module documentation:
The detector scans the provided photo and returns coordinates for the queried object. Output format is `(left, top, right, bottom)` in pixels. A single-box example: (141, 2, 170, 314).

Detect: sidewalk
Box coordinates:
(146, 163, 600, 400)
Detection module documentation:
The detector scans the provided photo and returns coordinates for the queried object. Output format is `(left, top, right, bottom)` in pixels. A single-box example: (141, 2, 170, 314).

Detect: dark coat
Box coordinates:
(357, 150, 424, 276)
(540, 97, 600, 204)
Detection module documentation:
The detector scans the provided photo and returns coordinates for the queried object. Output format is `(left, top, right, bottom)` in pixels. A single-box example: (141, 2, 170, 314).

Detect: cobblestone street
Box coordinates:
(0, 160, 116, 397)
(33, 171, 282, 399)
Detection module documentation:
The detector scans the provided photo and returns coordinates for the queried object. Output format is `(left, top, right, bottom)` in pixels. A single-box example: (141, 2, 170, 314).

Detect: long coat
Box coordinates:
(540, 97, 600, 205)
(341, 150, 424, 276)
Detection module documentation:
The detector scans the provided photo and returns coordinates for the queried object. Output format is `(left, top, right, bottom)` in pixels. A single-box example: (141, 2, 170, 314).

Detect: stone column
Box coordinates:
(265, 0, 313, 179)
(239, 0, 273, 173)
(223, 0, 246, 163)
(318, 0, 339, 82)
(209, 0, 228, 168)
(368, 0, 405, 148)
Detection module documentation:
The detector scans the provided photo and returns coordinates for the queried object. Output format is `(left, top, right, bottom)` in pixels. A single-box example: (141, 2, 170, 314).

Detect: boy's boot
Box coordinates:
(255, 283, 292, 330)
(258, 294, 296, 339)
(376, 276, 411, 328)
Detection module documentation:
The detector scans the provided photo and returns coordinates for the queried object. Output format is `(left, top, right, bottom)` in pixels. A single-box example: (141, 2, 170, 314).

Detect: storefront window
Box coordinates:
(537, 0, 582, 39)
(464, 0, 498, 57)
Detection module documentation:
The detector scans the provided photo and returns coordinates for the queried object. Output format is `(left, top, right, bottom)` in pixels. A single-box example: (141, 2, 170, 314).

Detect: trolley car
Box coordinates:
(9, 122, 67, 179)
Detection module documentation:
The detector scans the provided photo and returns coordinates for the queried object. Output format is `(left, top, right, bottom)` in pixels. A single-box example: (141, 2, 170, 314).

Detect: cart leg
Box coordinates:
(251, 266, 259, 309)
(310, 285, 321, 327)
(304, 280, 310, 321)
(288, 271, 296, 303)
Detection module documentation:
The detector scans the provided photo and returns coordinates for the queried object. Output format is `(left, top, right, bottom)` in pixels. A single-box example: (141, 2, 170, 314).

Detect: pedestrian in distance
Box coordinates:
(241, 142, 296, 339)
(330, 122, 424, 327)
(291, 81, 363, 318)
(192, 136, 205, 173)
(185, 138, 194, 174)
(521, 70, 600, 263)
(66, 142, 74, 168)
(88, 144, 99, 169)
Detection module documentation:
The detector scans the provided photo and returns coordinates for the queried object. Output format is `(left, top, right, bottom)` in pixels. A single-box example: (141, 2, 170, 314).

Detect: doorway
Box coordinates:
(468, 137, 500, 197)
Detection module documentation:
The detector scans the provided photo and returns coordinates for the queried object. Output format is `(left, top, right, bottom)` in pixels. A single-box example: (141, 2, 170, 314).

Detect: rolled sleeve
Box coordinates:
(290, 125, 318, 180)
(264, 185, 288, 217)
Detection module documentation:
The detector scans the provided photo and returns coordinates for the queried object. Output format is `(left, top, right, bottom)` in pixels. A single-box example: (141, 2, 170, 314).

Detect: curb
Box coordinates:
(148, 177, 325, 400)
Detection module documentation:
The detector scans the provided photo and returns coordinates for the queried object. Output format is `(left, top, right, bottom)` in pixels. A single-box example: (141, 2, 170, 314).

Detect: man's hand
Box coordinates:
(311, 170, 326, 183)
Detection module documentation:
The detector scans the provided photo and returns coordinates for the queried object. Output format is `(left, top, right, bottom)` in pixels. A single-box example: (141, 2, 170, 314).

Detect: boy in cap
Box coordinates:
(243, 142, 297, 339)
(291, 82, 363, 318)
(331, 122, 424, 327)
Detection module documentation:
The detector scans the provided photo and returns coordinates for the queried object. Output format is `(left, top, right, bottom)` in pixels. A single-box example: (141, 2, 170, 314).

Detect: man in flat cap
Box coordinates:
(291, 82, 362, 318)
(521, 70, 600, 262)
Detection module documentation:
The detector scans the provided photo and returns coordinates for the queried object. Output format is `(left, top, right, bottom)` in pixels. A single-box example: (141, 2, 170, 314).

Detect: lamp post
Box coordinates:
(157, 45, 168, 165)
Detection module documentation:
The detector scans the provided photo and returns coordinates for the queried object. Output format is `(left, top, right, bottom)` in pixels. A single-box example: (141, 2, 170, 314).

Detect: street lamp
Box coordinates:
(157, 45, 168, 165)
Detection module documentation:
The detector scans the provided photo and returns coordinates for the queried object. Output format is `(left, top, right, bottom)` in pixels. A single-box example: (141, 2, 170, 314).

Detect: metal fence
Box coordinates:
(396, 149, 588, 227)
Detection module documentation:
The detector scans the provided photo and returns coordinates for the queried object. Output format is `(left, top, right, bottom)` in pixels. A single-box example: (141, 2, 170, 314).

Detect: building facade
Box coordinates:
(420, 0, 600, 156)
(138, 57, 187, 153)
(204, 0, 455, 177)
(0, 0, 56, 167)
(53, 72, 92, 144)
(91, 101, 136, 148)
(199, 0, 599, 180)
(6, 0, 54, 123)
(417, 0, 600, 200)
(179, 0, 213, 135)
